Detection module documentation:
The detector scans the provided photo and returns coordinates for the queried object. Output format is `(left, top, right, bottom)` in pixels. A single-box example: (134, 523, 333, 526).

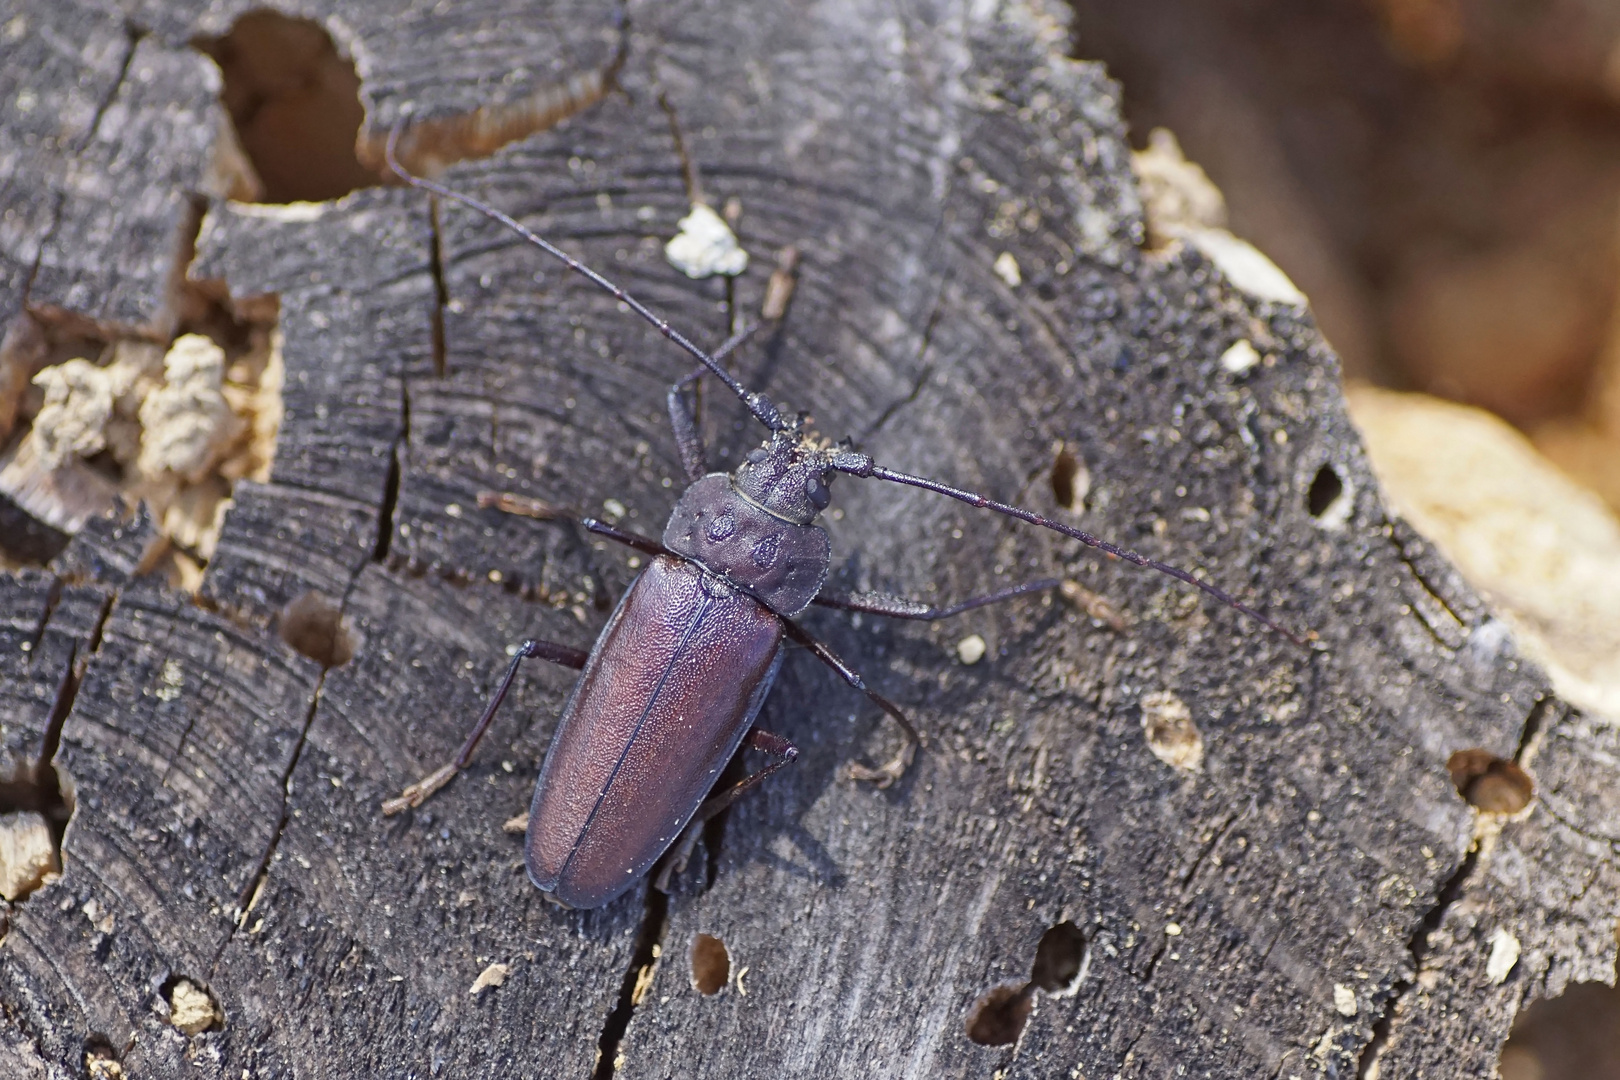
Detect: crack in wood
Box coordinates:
(215, 667, 327, 969)
(1355, 844, 1482, 1078)
(372, 382, 408, 563)
(592, 886, 669, 1080)
(0, 585, 113, 906)
(38, 590, 113, 774)
(1383, 519, 1478, 656)
(856, 217, 951, 446)
(655, 88, 703, 208)
(1512, 695, 1555, 766)
(1176, 806, 1243, 900)
(22, 23, 143, 309)
(427, 197, 447, 378)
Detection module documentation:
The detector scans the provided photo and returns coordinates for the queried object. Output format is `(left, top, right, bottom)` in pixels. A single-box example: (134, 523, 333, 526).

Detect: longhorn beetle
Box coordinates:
(378, 129, 1306, 909)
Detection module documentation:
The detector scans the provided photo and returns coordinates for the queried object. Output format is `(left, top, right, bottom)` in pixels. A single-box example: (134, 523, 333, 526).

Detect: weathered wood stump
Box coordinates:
(2, 1, 1616, 1077)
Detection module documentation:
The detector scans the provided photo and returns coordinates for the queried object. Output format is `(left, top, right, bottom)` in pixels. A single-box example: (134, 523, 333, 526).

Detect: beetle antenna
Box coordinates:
(828, 452, 1311, 648)
(383, 124, 787, 432)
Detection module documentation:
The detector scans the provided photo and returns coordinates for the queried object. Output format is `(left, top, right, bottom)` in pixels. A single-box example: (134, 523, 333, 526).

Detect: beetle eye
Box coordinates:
(805, 472, 831, 510)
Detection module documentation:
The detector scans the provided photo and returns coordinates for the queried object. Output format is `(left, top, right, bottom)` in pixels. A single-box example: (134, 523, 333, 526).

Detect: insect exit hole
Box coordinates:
(279, 591, 355, 668)
(1447, 749, 1534, 814)
(966, 982, 1034, 1046)
(1306, 464, 1345, 519)
(194, 11, 374, 204)
(967, 919, 1091, 1046)
(690, 933, 730, 995)
(1030, 921, 1089, 995)
(1050, 447, 1088, 510)
(83, 1034, 123, 1079)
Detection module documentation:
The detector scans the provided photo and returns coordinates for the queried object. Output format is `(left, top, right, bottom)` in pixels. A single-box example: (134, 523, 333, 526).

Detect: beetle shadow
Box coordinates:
(677, 548, 1082, 903)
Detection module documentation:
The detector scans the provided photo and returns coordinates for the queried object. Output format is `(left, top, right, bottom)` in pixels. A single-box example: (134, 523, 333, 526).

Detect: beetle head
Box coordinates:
(733, 418, 837, 525)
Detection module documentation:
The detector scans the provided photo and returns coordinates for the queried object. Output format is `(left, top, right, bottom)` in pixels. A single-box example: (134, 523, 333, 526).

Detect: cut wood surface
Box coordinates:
(2, 1, 1616, 1078)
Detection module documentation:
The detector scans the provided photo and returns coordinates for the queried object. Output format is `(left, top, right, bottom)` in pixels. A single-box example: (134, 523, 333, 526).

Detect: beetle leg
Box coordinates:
(812, 577, 1065, 621)
(475, 490, 571, 520)
(579, 517, 673, 558)
(654, 728, 799, 893)
(780, 617, 919, 787)
(667, 325, 761, 482)
(667, 365, 710, 483)
(381, 638, 588, 815)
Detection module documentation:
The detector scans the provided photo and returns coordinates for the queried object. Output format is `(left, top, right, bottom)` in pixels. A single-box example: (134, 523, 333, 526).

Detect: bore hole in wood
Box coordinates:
(1050, 446, 1088, 510)
(279, 591, 355, 667)
(690, 933, 729, 995)
(83, 1034, 122, 1079)
(0, 303, 280, 585)
(1306, 463, 1344, 518)
(1498, 977, 1620, 1080)
(194, 12, 375, 203)
(0, 762, 74, 902)
(966, 982, 1034, 1046)
(1447, 749, 1534, 813)
(161, 974, 224, 1034)
(1030, 921, 1088, 994)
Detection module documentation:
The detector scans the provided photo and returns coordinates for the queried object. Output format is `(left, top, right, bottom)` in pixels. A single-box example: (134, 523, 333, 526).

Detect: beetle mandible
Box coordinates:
(378, 129, 1306, 910)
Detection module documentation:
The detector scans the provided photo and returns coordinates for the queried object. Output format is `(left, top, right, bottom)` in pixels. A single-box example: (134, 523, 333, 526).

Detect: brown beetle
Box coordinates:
(379, 131, 1304, 909)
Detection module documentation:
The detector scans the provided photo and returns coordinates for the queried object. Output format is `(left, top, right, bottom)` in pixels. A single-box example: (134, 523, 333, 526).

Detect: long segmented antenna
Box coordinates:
(829, 453, 1308, 647)
(383, 125, 786, 431)
(387, 123, 1308, 647)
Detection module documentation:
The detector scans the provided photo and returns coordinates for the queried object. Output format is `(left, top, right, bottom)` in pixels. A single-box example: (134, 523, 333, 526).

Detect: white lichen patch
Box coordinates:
(1140, 691, 1203, 772)
(155, 658, 184, 701)
(665, 203, 748, 278)
(1333, 983, 1358, 1016)
(0, 810, 59, 901)
(82, 897, 114, 934)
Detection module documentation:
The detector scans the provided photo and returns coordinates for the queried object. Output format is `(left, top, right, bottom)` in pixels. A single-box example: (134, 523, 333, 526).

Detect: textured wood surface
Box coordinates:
(2, 1, 1616, 1078)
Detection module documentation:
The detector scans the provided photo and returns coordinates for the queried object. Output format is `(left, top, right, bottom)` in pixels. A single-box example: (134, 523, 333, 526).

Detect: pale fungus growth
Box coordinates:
(28, 358, 133, 469)
(665, 203, 748, 278)
(956, 633, 987, 665)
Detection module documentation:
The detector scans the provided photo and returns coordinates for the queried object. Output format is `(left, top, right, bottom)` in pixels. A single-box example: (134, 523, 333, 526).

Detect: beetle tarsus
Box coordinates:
(476, 490, 570, 520)
(812, 577, 1063, 621)
(848, 738, 916, 788)
(382, 762, 459, 815)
